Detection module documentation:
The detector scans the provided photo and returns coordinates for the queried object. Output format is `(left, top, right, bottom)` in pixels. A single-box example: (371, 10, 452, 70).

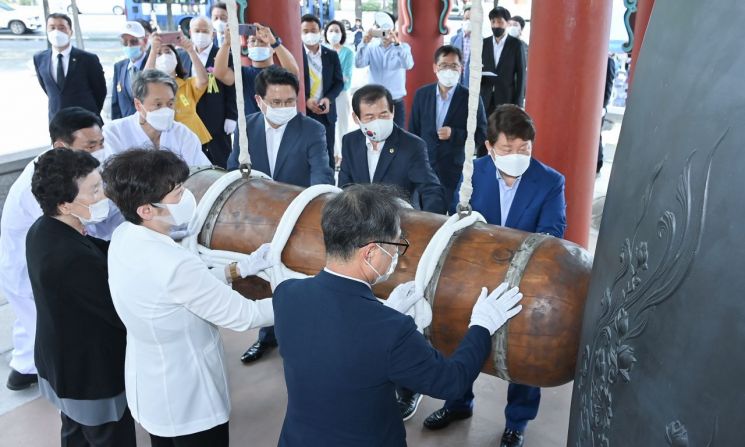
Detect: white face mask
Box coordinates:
(248, 46, 272, 62)
(327, 31, 342, 44)
(145, 107, 175, 132)
(365, 245, 398, 285)
(190, 32, 212, 50)
(213, 20, 226, 34)
(302, 32, 321, 46)
(492, 153, 531, 177)
(462, 20, 472, 33)
(155, 52, 178, 74)
(72, 198, 110, 225)
(507, 26, 521, 38)
(263, 101, 297, 126)
(359, 118, 394, 143)
(48, 29, 71, 48)
(154, 189, 197, 227)
(437, 69, 460, 88)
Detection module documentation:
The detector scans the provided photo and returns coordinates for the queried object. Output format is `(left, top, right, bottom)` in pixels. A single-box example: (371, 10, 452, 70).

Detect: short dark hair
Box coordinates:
(434, 45, 463, 64)
(324, 20, 347, 45)
(49, 107, 103, 146)
(511, 15, 526, 29)
(254, 66, 299, 97)
(488, 6, 511, 22)
(102, 149, 190, 224)
(46, 13, 72, 28)
(487, 104, 536, 144)
(301, 14, 322, 28)
(351, 84, 393, 117)
(212, 2, 227, 12)
(135, 18, 153, 34)
(31, 148, 100, 217)
(322, 184, 403, 261)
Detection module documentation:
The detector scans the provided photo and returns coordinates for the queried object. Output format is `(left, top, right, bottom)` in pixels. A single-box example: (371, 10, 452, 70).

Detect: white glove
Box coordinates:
(223, 118, 237, 135)
(469, 282, 523, 335)
(384, 281, 422, 314)
(237, 243, 275, 278)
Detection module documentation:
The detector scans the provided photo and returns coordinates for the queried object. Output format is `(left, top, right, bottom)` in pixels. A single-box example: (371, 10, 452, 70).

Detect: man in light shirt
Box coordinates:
(355, 13, 414, 129)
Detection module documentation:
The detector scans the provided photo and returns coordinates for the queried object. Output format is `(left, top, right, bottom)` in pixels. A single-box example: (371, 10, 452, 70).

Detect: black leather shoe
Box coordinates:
(500, 429, 525, 447)
(422, 407, 473, 430)
(398, 393, 423, 421)
(240, 339, 277, 364)
(6, 369, 37, 391)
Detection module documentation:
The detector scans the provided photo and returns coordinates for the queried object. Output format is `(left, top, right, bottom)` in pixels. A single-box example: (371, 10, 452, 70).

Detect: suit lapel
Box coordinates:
(273, 115, 298, 176)
(482, 37, 496, 71)
(442, 85, 464, 127)
(248, 118, 271, 176)
(372, 127, 401, 182)
(39, 51, 58, 93)
(321, 48, 331, 94)
(121, 62, 133, 98)
(504, 160, 539, 228)
(65, 48, 80, 91)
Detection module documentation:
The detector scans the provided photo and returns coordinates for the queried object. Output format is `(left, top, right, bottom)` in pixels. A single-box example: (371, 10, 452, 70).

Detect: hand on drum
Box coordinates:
(237, 243, 276, 277)
(469, 282, 523, 335)
(383, 281, 421, 314)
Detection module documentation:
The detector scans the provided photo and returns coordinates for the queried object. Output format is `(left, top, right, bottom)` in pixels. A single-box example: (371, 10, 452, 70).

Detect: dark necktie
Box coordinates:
(56, 53, 65, 91)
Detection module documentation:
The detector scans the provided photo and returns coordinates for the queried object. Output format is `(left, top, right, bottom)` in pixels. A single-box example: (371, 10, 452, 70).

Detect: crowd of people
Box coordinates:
(0, 3, 574, 447)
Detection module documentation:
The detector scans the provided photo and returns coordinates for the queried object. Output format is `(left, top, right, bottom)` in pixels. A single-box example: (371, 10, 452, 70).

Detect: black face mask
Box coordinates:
(492, 27, 505, 38)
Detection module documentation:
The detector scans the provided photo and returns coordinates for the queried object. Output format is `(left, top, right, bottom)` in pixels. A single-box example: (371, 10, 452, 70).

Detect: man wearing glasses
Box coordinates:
(233, 66, 335, 364)
(272, 183, 523, 446)
(409, 45, 488, 211)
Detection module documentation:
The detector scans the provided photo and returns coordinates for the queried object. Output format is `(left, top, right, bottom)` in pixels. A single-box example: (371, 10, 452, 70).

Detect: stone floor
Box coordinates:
(0, 115, 621, 446)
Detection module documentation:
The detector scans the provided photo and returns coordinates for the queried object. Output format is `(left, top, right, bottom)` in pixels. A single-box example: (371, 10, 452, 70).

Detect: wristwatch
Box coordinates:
(271, 37, 282, 49)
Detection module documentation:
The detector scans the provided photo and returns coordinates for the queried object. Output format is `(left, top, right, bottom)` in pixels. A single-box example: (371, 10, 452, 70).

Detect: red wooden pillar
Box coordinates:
(524, 0, 612, 248)
(628, 0, 656, 89)
(244, 0, 305, 110)
(397, 0, 451, 119)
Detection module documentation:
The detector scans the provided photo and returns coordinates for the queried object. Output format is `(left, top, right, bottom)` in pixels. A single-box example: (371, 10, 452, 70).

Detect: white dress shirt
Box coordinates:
(51, 45, 72, 83)
(304, 45, 324, 100)
(365, 137, 385, 182)
(264, 118, 288, 176)
(435, 85, 456, 130)
(101, 114, 210, 167)
(323, 267, 371, 288)
(496, 168, 522, 226)
(108, 222, 274, 437)
(493, 35, 507, 67)
(194, 43, 213, 75)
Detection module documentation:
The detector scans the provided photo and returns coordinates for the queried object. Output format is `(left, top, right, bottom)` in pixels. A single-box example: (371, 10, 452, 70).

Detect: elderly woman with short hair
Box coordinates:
(101, 69, 210, 167)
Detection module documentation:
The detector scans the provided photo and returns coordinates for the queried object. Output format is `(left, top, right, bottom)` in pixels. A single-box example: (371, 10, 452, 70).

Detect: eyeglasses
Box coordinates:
(358, 237, 410, 256)
(437, 63, 461, 71)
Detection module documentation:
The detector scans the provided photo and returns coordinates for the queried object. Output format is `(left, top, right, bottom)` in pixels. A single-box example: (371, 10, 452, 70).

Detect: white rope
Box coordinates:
(457, 0, 485, 213)
(225, 0, 250, 168)
(405, 212, 486, 331)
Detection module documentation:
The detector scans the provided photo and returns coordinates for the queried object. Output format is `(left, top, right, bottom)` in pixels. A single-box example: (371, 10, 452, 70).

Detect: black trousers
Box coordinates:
(203, 132, 233, 169)
(150, 421, 229, 447)
(393, 98, 406, 129)
(307, 110, 337, 170)
(60, 407, 136, 447)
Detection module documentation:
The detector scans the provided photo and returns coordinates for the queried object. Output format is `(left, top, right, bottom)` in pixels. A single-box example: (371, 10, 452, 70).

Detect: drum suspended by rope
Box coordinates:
(184, 168, 592, 387)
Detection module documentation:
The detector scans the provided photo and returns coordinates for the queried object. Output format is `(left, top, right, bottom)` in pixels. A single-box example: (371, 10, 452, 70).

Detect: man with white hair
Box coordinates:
(178, 15, 237, 168)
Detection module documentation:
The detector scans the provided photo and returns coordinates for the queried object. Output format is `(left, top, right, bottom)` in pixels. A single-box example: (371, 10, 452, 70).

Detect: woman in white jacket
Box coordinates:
(102, 148, 275, 446)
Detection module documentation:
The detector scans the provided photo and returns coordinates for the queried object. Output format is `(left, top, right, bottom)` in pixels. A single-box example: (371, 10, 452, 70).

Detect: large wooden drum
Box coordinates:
(186, 168, 593, 387)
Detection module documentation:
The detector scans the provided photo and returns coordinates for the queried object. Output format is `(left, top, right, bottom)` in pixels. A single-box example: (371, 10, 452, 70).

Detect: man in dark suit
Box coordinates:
(410, 45, 487, 212)
(273, 183, 523, 446)
(424, 105, 566, 447)
(339, 85, 446, 214)
(480, 7, 526, 118)
(34, 13, 107, 122)
(301, 14, 345, 169)
(111, 21, 150, 120)
(234, 66, 334, 363)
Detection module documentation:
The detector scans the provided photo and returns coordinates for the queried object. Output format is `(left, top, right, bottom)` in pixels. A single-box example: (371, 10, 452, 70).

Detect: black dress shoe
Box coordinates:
(240, 339, 277, 364)
(422, 407, 473, 430)
(500, 429, 525, 447)
(6, 369, 38, 391)
(398, 393, 423, 421)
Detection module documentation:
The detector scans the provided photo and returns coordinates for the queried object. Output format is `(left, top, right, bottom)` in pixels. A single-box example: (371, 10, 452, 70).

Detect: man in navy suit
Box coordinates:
(424, 105, 566, 447)
(301, 14, 344, 169)
(273, 183, 523, 446)
(33, 13, 107, 122)
(111, 21, 150, 120)
(179, 16, 238, 168)
(339, 85, 446, 214)
(410, 45, 487, 212)
(233, 66, 334, 363)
